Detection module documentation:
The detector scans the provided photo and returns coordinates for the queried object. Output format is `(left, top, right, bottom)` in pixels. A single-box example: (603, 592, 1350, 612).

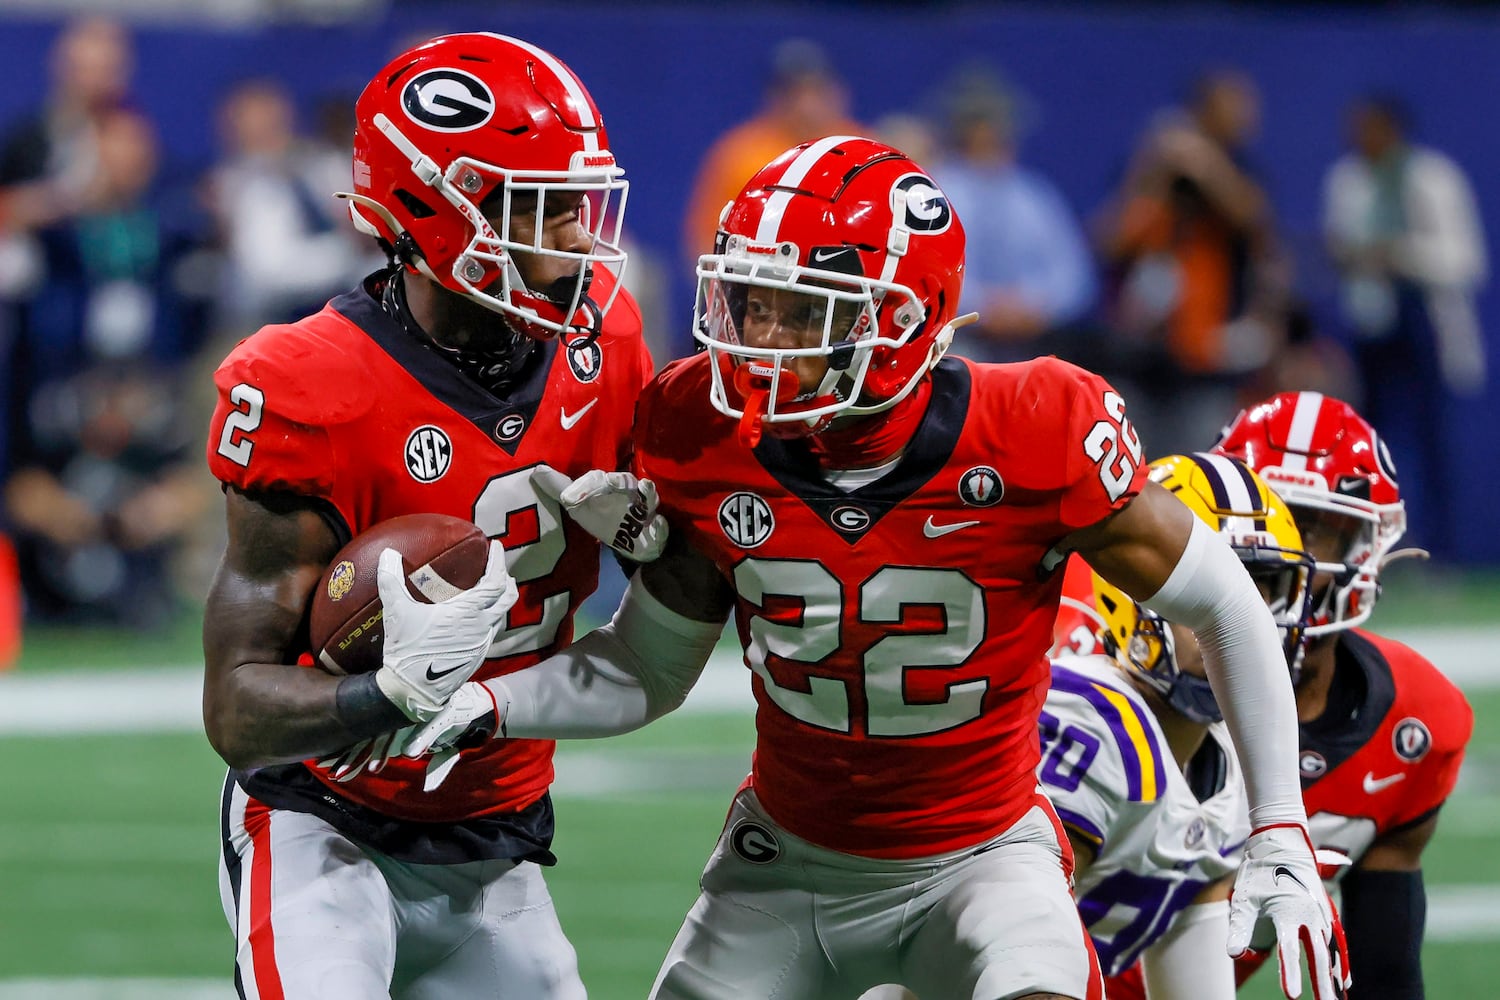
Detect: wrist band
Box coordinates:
(336, 672, 409, 737)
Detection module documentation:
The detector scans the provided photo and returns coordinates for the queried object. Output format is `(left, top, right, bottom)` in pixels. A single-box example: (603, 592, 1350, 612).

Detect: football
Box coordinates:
(308, 513, 491, 676)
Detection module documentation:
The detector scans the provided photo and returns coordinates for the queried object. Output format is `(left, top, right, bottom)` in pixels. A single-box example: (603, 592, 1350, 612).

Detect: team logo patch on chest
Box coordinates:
(829, 505, 871, 533)
(719, 492, 774, 548)
(1299, 750, 1328, 779)
(404, 425, 452, 483)
(958, 465, 1004, 507)
(1393, 718, 1431, 762)
(566, 340, 603, 383)
(494, 413, 527, 443)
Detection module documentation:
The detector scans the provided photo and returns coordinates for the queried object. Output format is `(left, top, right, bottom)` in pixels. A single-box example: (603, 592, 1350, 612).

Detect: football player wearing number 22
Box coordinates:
(405, 136, 1349, 1000)
(201, 33, 658, 1000)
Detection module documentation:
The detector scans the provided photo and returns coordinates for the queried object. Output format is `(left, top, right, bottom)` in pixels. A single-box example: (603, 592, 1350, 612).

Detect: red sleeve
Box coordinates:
(1398, 674, 1473, 828)
(1050, 361, 1150, 531)
(204, 325, 371, 504)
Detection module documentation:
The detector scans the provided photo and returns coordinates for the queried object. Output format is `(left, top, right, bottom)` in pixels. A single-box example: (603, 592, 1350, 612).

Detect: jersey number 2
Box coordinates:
(216, 383, 265, 467)
(736, 559, 986, 737)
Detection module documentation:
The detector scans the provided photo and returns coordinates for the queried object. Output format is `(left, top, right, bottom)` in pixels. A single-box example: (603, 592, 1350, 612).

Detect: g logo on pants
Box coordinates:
(729, 821, 781, 865)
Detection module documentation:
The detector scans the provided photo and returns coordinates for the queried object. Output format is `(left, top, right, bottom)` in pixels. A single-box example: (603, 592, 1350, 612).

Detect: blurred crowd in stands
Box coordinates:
(0, 20, 1486, 633)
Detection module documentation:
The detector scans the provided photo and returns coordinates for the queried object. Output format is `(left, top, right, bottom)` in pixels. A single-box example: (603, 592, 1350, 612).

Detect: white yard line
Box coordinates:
(2, 625, 1496, 737)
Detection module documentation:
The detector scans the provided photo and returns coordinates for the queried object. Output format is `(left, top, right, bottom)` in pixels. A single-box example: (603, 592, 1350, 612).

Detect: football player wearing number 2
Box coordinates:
(201, 34, 656, 1000)
(407, 137, 1348, 1000)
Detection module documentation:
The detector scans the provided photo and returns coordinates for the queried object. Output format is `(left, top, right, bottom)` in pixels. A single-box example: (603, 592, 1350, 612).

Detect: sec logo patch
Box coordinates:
(405, 425, 452, 483)
(719, 492, 774, 548)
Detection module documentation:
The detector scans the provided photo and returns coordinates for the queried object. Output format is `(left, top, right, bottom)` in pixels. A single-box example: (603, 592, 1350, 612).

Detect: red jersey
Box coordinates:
(1233, 628, 1471, 987)
(635, 353, 1148, 858)
(207, 271, 653, 823)
(1299, 629, 1472, 869)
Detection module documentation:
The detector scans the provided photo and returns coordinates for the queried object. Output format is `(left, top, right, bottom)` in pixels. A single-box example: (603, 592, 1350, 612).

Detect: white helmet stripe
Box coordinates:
(1280, 391, 1325, 471)
(479, 32, 599, 151)
(755, 134, 862, 244)
(1197, 452, 1260, 536)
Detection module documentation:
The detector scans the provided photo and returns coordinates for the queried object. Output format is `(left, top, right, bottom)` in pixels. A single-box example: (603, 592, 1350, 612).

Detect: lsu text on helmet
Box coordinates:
(693, 135, 969, 446)
(340, 32, 628, 343)
(1093, 452, 1315, 723)
(1213, 391, 1416, 635)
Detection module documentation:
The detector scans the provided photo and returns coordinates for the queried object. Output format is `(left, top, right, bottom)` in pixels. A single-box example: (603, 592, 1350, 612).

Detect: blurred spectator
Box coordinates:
(1323, 94, 1487, 554)
(1096, 69, 1288, 455)
(927, 66, 1095, 363)
(0, 16, 132, 241)
(682, 38, 862, 263)
(0, 17, 134, 483)
(207, 78, 372, 330)
(4, 108, 211, 627)
(874, 112, 939, 168)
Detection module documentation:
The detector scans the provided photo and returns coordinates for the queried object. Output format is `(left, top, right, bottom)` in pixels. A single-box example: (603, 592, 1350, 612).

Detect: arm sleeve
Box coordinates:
(486, 572, 725, 738)
(1140, 516, 1305, 829)
(1340, 868, 1426, 999)
(1141, 901, 1237, 1000)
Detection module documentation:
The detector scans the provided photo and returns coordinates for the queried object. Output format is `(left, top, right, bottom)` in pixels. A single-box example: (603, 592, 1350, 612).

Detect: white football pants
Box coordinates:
(651, 787, 1103, 1000)
(218, 778, 585, 1000)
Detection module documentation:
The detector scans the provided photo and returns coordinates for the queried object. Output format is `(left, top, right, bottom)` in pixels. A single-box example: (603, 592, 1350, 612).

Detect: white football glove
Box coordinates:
(315, 725, 470, 792)
(374, 541, 517, 722)
(1228, 824, 1352, 1000)
(532, 465, 668, 562)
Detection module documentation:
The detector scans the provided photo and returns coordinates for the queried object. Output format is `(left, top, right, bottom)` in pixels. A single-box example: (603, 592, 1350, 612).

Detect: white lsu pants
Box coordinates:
(651, 788, 1103, 1000)
(218, 779, 585, 1000)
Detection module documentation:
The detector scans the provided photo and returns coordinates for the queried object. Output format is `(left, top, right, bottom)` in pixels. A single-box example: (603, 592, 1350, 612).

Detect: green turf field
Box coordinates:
(1, 572, 1497, 997)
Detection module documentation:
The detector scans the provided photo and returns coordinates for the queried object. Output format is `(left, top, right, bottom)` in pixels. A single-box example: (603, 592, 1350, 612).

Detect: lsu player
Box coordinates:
(1215, 393, 1473, 998)
(394, 137, 1346, 1000)
(1044, 454, 1314, 1000)
(201, 34, 657, 999)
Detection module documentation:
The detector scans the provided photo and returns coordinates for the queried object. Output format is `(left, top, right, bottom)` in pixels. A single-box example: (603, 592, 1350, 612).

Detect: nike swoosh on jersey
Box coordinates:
(1362, 771, 1407, 794)
(560, 398, 599, 430)
(923, 516, 981, 538)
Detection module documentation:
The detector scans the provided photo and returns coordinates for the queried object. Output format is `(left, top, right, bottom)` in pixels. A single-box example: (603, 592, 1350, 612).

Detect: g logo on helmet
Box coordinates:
(892, 174, 953, 234)
(401, 68, 495, 132)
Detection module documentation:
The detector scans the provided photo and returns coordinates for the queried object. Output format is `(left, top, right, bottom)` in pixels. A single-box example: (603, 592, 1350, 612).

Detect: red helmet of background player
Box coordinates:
(692, 135, 968, 445)
(1213, 391, 1414, 635)
(339, 32, 628, 343)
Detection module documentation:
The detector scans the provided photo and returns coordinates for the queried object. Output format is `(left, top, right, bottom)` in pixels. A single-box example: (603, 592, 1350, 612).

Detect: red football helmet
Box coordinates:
(340, 33, 628, 342)
(1213, 391, 1416, 634)
(693, 135, 967, 444)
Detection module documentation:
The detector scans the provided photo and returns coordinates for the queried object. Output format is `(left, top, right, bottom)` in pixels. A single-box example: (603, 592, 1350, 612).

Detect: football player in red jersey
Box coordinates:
(1214, 392, 1473, 999)
(395, 137, 1347, 1000)
(200, 33, 660, 999)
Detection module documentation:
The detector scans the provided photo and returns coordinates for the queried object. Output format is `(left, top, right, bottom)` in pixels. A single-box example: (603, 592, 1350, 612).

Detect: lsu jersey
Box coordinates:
(635, 352, 1149, 859)
(1041, 655, 1249, 976)
(1299, 629, 1472, 874)
(206, 270, 653, 824)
